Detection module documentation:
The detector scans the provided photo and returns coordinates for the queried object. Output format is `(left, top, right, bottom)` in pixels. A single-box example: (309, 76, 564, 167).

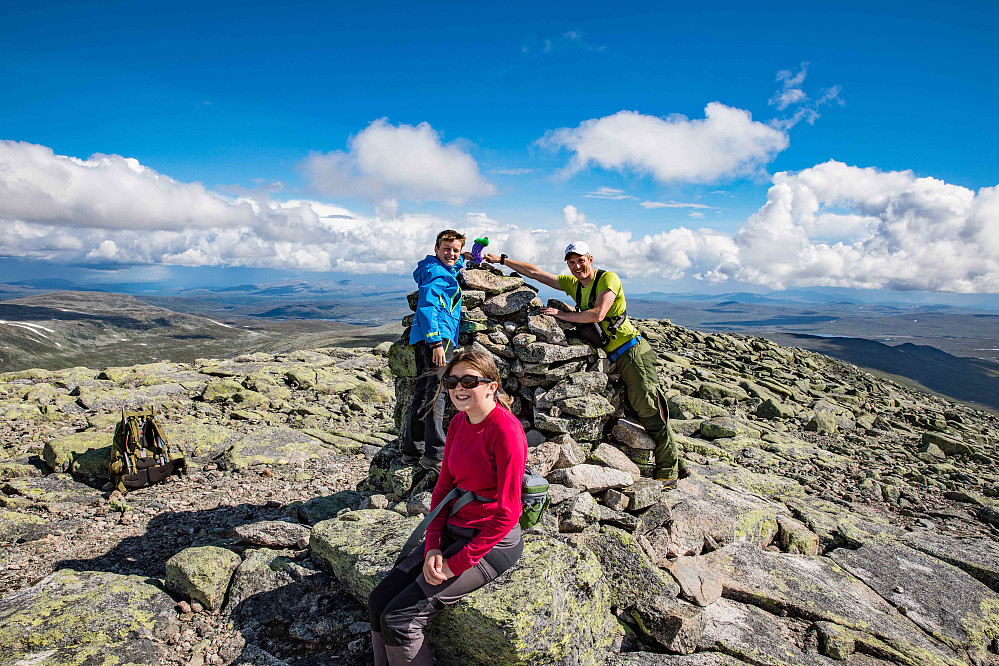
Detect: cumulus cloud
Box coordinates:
(0, 141, 494, 274)
(301, 119, 496, 205)
(0, 140, 255, 230)
(542, 104, 789, 184)
(727, 161, 999, 292)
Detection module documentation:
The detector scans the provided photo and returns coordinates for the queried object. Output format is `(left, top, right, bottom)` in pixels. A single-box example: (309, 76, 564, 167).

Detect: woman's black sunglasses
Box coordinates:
(441, 375, 492, 389)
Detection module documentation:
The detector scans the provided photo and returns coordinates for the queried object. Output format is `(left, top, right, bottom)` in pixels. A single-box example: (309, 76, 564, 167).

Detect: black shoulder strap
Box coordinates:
(575, 269, 606, 311)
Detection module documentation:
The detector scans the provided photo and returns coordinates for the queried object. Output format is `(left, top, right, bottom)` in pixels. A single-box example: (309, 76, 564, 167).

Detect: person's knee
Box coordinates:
(380, 607, 421, 646)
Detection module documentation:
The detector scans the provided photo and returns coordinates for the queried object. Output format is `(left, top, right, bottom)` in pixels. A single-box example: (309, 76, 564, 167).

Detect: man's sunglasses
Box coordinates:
(441, 375, 492, 390)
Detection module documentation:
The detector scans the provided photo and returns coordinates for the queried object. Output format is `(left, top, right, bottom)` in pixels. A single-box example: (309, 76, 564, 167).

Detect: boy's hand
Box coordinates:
(461, 251, 473, 260)
(432, 346, 446, 366)
(483, 253, 501, 264)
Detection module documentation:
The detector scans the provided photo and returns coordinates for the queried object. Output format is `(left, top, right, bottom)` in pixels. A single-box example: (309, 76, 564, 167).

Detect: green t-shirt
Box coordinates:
(557, 270, 639, 352)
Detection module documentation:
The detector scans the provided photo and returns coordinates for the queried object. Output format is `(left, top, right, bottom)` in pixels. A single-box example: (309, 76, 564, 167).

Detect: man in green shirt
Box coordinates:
(483, 242, 688, 487)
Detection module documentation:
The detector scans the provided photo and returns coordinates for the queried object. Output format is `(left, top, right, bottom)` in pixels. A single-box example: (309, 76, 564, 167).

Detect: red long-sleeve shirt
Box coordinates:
(424, 404, 527, 576)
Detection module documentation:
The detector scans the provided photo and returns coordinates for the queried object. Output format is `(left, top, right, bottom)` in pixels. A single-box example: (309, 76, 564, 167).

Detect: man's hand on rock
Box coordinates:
(539, 307, 561, 318)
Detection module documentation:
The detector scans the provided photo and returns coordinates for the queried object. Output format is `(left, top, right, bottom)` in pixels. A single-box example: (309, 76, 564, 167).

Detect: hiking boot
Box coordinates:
(401, 453, 421, 466)
(419, 455, 442, 473)
(653, 465, 691, 489)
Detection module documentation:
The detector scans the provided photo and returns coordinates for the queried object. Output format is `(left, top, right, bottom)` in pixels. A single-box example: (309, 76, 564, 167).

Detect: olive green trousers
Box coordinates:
(614, 337, 685, 477)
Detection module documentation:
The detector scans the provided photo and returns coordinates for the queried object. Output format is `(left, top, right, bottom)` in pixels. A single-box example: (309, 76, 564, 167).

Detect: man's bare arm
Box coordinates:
(540, 289, 614, 323)
(482, 253, 561, 290)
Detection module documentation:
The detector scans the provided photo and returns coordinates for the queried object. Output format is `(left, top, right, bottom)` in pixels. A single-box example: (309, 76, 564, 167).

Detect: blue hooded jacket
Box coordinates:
(409, 254, 464, 348)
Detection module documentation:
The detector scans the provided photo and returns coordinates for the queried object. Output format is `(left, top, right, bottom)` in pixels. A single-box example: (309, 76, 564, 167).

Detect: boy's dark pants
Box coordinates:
(402, 340, 453, 463)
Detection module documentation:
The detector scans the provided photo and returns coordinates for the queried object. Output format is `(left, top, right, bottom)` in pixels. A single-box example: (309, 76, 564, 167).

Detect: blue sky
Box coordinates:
(2, 0, 998, 295)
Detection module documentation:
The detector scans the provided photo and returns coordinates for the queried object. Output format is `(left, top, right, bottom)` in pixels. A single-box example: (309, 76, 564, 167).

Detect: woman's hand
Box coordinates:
(423, 549, 453, 586)
(431, 346, 447, 367)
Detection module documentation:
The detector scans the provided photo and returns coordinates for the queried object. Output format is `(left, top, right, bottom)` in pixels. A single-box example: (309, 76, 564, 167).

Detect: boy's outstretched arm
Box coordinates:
(483, 253, 561, 290)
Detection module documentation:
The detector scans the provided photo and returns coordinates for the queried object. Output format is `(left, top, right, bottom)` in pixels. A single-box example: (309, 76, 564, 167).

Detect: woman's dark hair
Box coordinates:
(424, 347, 512, 418)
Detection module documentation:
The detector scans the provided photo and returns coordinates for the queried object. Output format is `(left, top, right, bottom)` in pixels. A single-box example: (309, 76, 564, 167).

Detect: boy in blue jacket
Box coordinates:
(403, 229, 467, 471)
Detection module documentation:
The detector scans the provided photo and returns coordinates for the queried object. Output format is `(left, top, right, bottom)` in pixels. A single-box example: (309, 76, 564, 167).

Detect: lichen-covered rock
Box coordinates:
(165, 545, 242, 611)
(559, 394, 615, 418)
(516, 341, 592, 365)
(219, 427, 327, 469)
(388, 340, 417, 378)
(698, 417, 760, 440)
(668, 395, 729, 420)
(0, 569, 177, 664)
(0, 509, 47, 542)
(805, 410, 839, 434)
(311, 509, 621, 666)
(588, 443, 641, 480)
(224, 548, 325, 626)
(298, 490, 362, 525)
(776, 515, 820, 555)
(553, 490, 601, 532)
(576, 526, 679, 609)
(42, 430, 110, 475)
(202, 378, 245, 402)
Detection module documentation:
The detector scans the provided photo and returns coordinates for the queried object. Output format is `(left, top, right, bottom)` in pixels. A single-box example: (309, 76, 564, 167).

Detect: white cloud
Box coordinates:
(0, 140, 255, 230)
(4, 142, 997, 294)
(640, 200, 711, 210)
(490, 168, 534, 176)
(585, 186, 636, 200)
(727, 161, 999, 292)
(301, 119, 496, 205)
(542, 104, 789, 184)
(769, 63, 843, 130)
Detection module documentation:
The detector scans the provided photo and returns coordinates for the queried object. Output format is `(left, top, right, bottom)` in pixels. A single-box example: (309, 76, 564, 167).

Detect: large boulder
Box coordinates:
(829, 540, 999, 662)
(0, 569, 177, 664)
(700, 542, 965, 666)
(310, 509, 621, 666)
(219, 427, 328, 470)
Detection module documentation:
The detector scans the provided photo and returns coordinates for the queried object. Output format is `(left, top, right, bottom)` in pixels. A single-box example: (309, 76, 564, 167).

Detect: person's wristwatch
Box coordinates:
(500, 254, 507, 265)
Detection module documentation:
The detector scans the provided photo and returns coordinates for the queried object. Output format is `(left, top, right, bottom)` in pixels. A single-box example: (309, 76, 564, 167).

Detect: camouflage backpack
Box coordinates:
(109, 406, 186, 492)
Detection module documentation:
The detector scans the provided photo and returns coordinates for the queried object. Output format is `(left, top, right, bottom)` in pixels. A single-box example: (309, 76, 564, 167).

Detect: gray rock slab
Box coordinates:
(668, 556, 723, 607)
(699, 597, 835, 666)
(700, 542, 964, 666)
(547, 464, 634, 492)
(234, 520, 312, 549)
(589, 443, 642, 480)
(900, 529, 999, 593)
(829, 540, 999, 661)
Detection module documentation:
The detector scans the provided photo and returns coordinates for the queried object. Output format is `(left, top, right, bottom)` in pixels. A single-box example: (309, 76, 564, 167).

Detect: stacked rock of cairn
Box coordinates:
(378, 265, 668, 529)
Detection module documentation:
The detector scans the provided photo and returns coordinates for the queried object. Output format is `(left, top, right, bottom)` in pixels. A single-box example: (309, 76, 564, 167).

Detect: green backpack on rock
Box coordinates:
(109, 406, 186, 493)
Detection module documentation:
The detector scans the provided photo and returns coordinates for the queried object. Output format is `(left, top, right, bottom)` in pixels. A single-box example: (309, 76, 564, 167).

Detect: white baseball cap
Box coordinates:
(564, 241, 592, 259)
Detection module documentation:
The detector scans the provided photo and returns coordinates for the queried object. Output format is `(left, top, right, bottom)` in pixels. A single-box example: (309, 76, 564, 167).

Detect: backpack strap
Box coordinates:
(395, 486, 491, 566)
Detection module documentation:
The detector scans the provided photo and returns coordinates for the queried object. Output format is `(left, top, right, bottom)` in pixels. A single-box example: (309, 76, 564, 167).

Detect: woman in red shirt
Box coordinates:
(368, 347, 527, 666)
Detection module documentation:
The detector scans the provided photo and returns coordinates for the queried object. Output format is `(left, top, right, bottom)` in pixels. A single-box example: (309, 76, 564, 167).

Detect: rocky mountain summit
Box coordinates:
(1, 266, 998, 666)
